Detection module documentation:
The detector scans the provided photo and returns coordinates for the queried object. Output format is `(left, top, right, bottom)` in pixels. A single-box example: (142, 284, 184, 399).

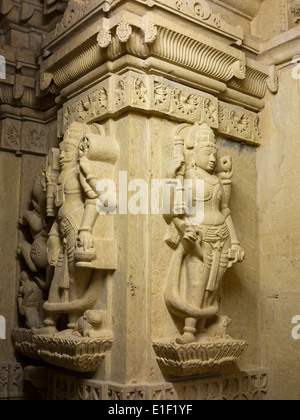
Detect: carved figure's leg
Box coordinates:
(176, 250, 208, 344)
(19, 240, 38, 273)
(23, 210, 43, 236)
(204, 238, 231, 308)
(65, 230, 94, 329)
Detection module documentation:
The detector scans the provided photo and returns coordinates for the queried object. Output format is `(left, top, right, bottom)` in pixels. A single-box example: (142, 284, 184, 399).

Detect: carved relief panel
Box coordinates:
(13, 121, 119, 373)
(152, 123, 248, 377)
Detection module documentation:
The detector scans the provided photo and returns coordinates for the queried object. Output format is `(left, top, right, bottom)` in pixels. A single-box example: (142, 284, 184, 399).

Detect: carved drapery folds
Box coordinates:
(13, 121, 119, 372)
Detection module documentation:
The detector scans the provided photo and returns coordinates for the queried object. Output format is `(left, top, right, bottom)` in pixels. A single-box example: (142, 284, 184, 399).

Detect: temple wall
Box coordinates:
(257, 64, 300, 400)
(1, 0, 300, 401)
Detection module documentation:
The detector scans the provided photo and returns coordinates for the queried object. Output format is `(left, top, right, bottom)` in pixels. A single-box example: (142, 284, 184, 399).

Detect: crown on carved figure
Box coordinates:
(187, 123, 217, 151)
(62, 122, 91, 148)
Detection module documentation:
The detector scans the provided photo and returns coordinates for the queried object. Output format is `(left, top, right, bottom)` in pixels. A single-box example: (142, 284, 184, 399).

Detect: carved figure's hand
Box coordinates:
(182, 227, 203, 260)
(167, 156, 185, 179)
(229, 244, 245, 264)
(183, 227, 198, 243)
(76, 231, 94, 252)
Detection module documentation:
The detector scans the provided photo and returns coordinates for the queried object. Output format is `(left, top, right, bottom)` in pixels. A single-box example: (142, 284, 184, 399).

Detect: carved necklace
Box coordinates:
(193, 165, 219, 186)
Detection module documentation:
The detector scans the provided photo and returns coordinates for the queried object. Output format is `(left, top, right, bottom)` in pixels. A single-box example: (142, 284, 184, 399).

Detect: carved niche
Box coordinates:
(13, 121, 119, 372)
(152, 123, 248, 377)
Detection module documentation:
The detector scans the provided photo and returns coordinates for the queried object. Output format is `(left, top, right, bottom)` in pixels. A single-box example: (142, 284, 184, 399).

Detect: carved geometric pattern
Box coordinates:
(0, 119, 21, 151)
(43, 369, 268, 400)
(0, 119, 49, 155)
(22, 122, 48, 155)
(0, 363, 24, 400)
(62, 72, 262, 145)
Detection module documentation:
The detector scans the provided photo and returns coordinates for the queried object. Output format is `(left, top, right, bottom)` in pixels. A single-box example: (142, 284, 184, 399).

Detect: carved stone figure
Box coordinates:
(164, 123, 245, 344)
(17, 166, 53, 329)
(13, 121, 118, 372)
(35, 121, 118, 337)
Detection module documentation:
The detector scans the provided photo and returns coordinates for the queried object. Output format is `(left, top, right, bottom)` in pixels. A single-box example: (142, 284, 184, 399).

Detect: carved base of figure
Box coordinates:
(33, 335, 113, 373)
(152, 339, 248, 378)
(13, 328, 113, 373)
(12, 328, 42, 361)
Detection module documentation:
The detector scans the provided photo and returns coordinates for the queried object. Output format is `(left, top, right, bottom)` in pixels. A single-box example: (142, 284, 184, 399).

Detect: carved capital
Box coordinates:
(116, 21, 132, 43)
(97, 19, 112, 48)
(231, 60, 247, 80)
(40, 72, 53, 91)
(142, 14, 158, 44)
(267, 65, 279, 94)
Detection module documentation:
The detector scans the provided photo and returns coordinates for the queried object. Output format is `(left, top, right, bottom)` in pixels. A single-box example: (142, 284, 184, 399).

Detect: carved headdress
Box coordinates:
(186, 123, 218, 152)
(62, 122, 92, 149)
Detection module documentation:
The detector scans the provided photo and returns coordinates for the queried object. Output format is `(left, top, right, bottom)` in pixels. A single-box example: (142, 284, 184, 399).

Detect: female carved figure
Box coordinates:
(165, 123, 245, 344)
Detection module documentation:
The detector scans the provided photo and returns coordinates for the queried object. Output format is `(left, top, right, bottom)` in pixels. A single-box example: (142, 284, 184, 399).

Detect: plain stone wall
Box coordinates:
(258, 64, 300, 400)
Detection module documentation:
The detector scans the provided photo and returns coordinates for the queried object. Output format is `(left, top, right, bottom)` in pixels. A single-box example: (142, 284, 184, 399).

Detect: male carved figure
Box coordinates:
(38, 122, 101, 335)
(165, 123, 245, 344)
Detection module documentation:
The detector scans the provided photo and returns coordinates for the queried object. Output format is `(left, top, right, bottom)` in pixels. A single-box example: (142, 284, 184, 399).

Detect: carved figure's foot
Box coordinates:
(32, 326, 58, 336)
(55, 329, 80, 338)
(176, 332, 196, 345)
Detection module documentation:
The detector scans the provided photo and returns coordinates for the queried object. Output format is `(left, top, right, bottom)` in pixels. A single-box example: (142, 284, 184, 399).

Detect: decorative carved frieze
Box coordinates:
(61, 72, 262, 145)
(44, 0, 244, 47)
(0, 363, 24, 400)
(43, 368, 268, 400)
(280, 0, 289, 31)
(39, 7, 275, 109)
(152, 0, 244, 41)
(47, 0, 108, 45)
(0, 118, 49, 154)
(218, 101, 262, 145)
(22, 122, 48, 154)
(0, 119, 21, 151)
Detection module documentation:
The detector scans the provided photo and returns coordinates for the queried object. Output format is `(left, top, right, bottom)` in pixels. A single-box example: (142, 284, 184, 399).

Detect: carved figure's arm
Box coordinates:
(221, 197, 245, 265)
(76, 160, 100, 251)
